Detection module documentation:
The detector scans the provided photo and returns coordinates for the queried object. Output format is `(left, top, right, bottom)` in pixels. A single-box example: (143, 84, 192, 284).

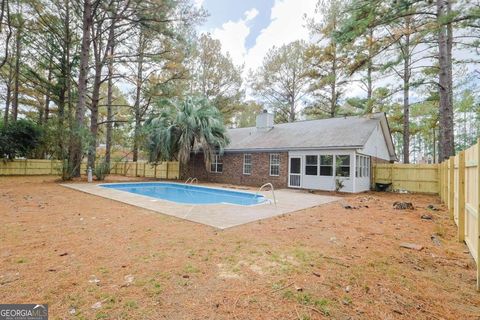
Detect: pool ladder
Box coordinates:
(256, 183, 277, 207)
(185, 177, 198, 184)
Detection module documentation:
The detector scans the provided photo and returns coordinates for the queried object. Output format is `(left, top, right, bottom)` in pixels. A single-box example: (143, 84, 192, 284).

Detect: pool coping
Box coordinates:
(61, 182, 340, 229)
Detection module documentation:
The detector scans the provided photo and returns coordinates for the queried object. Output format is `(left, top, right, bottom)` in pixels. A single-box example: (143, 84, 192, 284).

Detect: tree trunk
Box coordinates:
(132, 30, 144, 162)
(437, 0, 454, 161)
(446, 0, 454, 154)
(69, 0, 92, 177)
(0, 0, 13, 70)
(11, 20, 20, 121)
(3, 66, 12, 126)
(64, 0, 72, 158)
(330, 43, 337, 118)
(105, 44, 114, 168)
(88, 11, 117, 168)
(87, 62, 101, 169)
(54, 0, 69, 160)
(366, 29, 373, 113)
(133, 110, 141, 162)
(289, 98, 295, 122)
(38, 101, 44, 125)
(402, 19, 411, 164)
(44, 58, 52, 123)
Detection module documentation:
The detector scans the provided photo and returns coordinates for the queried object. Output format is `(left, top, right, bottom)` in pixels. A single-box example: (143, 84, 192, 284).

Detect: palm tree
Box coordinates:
(145, 97, 230, 168)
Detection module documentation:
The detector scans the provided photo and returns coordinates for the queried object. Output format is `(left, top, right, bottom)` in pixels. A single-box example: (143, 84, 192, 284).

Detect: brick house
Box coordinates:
(181, 111, 396, 192)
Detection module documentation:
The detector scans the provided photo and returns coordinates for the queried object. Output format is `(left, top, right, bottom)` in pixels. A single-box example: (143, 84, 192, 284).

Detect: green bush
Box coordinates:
(0, 120, 43, 160)
(335, 178, 345, 192)
(61, 159, 76, 181)
(94, 161, 110, 181)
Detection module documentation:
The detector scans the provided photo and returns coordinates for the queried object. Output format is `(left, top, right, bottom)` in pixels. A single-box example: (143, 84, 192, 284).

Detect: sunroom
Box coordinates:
(287, 150, 372, 193)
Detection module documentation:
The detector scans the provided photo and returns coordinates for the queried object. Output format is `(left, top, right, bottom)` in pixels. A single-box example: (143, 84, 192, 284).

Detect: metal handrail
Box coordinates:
(256, 183, 277, 207)
(185, 177, 198, 184)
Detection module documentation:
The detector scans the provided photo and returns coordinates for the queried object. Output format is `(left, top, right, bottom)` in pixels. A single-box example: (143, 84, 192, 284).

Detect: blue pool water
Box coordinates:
(100, 182, 267, 206)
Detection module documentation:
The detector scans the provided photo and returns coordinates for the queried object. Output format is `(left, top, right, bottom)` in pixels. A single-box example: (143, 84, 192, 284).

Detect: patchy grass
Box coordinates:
(0, 176, 478, 319)
(183, 263, 200, 274)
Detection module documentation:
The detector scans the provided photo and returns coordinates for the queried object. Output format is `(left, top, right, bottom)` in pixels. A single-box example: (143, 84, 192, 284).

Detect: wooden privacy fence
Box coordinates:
(438, 139, 480, 290)
(373, 163, 439, 193)
(0, 159, 180, 180)
(110, 161, 179, 179)
(0, 159, 64, 175)
(374, 158, 479, 290)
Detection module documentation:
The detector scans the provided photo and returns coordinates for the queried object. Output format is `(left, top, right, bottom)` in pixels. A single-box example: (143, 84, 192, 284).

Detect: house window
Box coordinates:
(243, 154, 252, 175)
(355, 155, 370, 178)
(360, 156, 365, 177)
(210, 155, 223, 173)
(320, 155, 333, 176)
(305, 155, 318, 175)
(365, 156, 370, 177)
(335, 155, 350, 177)
(355, 155, 360, 177)
(270, 153, 280, 176)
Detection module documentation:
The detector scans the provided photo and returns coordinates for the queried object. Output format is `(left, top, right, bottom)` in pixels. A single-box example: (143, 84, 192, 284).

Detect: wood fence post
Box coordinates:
(438, 163, 441, 197)
(443, 162, 446, 201)
(439, 163, 442, 200)
(443, 161, 446, 201)
(445, 161, 448, 205)
(444, 161, 448, 203)
(476, 138, 480, 291)
(458, 151, 465, 242)
(440, 162, 444, 201)
(390, 164, 393, 186)
(449, 156, 455, 219)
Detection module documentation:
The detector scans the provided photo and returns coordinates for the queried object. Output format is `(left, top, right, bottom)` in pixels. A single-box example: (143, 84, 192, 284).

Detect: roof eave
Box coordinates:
(224, 145, 365, 153)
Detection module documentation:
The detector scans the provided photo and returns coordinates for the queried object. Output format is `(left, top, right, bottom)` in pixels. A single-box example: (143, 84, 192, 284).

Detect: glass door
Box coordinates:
(289, 157, 301, 188)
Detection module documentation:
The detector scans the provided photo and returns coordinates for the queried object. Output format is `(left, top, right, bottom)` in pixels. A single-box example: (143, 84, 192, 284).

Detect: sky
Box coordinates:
(195, 0, 318, 74)
(193, 0, 478, 103)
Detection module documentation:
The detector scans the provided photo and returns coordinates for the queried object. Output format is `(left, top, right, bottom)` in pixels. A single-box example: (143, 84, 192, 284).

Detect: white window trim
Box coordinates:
(319, 155, 334, 177)
(335, 154, 351, 178)
(269, 153, 280, 176)
(210, 155, 223, 173)
(305, 155, 319, 176)
(243, 154, 252, 175)
(355, 154, 371, 178)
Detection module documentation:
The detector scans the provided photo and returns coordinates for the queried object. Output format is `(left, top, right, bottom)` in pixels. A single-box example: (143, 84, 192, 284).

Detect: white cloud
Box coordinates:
(208, 0, 317, 75)
(210, 8, 259, 66)
(193, 0, 204, 8)
(244, 0, 317, 72)
(244, 8, 259, 21)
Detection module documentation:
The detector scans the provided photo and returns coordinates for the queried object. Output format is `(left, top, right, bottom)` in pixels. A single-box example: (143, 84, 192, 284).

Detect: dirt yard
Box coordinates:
(0, 176, 479, 319)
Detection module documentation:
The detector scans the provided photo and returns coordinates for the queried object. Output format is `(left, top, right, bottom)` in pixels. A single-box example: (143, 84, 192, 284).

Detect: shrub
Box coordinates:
(0, 120, 43, 160)
(335, 178, 345, 192)
(94, 161, 110, 181)
(61, 159, 76, 181)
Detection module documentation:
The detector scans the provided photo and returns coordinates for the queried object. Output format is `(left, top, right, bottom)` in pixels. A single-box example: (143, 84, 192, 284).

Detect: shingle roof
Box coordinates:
(226, 113, 384, 152)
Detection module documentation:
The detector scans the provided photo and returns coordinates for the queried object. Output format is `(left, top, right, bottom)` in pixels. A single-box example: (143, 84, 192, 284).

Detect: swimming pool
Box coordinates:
(100, 182, 267, 206)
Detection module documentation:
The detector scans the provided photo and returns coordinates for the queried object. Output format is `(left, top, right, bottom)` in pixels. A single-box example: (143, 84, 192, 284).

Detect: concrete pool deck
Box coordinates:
(62, 182, 340, 229)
